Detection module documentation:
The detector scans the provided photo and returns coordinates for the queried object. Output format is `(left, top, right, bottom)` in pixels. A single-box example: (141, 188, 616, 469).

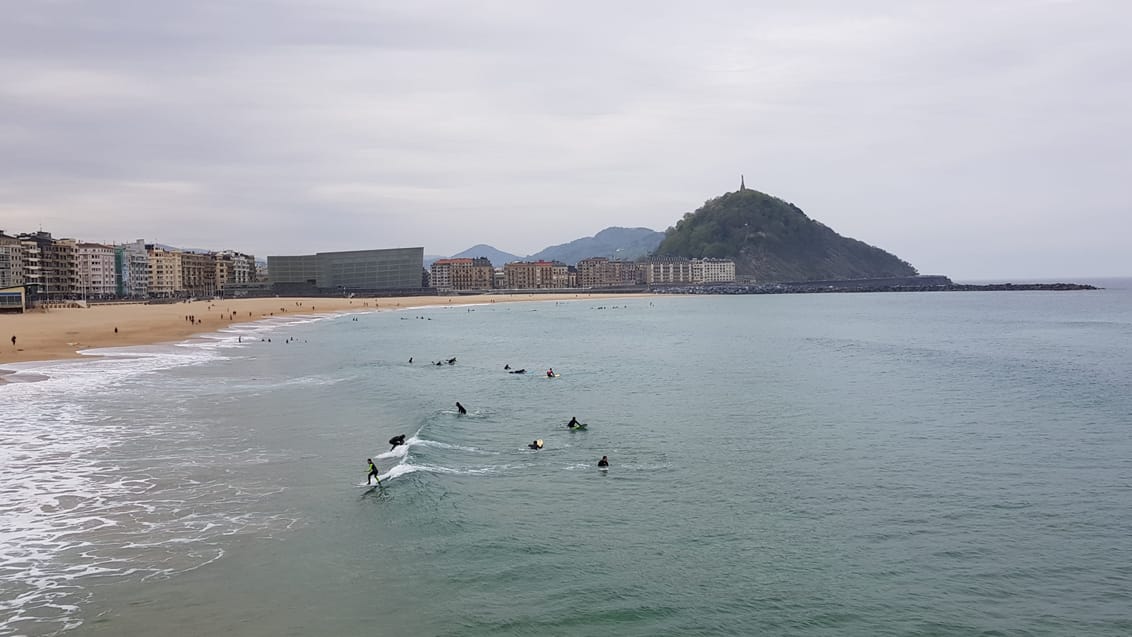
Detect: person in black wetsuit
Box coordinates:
(598, 456, 609, 468)
(456, 401, 467, 415)
(528, 440, 543, 450)
(388, 434, 406, 451)
(567, 416, 580, 428)
(366, 458, 381, 484)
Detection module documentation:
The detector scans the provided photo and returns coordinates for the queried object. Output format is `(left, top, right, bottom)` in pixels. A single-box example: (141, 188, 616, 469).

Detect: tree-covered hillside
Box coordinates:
(654, 188, 917, 282)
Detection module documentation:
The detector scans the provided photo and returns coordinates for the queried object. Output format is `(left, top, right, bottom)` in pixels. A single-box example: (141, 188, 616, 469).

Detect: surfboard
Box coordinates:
(568, 423, 587, 430)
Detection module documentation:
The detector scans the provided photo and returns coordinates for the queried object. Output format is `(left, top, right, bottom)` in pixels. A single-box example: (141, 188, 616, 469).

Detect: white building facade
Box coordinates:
(77, 243, 118, 299)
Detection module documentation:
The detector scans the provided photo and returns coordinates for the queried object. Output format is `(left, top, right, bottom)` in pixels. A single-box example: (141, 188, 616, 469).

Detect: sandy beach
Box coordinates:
(0, 292, 642, 368)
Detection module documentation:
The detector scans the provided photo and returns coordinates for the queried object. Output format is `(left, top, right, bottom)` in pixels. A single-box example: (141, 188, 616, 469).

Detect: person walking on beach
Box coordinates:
(366, 458, 380, 485)
(10, 335, 15, 347)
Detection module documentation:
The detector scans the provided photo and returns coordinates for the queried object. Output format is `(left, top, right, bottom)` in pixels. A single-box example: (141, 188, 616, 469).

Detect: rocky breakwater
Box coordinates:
(653, 276, 1098, 295)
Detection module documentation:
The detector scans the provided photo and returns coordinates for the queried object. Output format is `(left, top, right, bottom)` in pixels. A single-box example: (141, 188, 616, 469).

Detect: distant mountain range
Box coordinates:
(428, 227, 665, 267)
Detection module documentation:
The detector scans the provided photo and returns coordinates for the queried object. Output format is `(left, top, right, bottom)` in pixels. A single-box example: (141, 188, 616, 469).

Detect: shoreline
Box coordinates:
(0, 292, 645, 372)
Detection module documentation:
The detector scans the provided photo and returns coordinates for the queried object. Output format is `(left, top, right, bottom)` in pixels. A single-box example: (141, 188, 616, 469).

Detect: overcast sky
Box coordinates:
(1, 1, 1127, 279)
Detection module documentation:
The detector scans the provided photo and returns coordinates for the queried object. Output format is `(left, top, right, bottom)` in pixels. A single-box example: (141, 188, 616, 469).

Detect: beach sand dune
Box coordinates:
(0, 293, 640, 367)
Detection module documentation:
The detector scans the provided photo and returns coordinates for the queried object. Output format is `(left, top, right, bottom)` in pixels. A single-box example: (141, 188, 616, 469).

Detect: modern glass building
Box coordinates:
(267, 247, 424, 294)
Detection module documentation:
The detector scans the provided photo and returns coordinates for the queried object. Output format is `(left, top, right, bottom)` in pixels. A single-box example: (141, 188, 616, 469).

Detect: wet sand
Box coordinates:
(0, 292, 644, 368)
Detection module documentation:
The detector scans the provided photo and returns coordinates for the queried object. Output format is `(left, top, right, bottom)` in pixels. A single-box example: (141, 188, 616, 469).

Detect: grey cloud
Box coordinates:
(1, 0, 1128, 278)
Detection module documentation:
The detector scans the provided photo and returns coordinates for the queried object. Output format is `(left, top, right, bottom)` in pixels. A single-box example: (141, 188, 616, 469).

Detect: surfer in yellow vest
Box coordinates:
(366, 458, 380, 485)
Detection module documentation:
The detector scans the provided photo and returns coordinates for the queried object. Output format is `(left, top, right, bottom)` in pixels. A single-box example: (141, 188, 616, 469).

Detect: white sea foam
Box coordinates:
(0, 327, 304, 637)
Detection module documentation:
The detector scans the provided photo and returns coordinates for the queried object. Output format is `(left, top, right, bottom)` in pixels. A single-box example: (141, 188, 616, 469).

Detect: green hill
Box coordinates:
(654, 187, 917, 282)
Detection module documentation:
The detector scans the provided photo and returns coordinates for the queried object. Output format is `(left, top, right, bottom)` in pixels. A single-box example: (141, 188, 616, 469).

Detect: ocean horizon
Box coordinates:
(3, 281, 1131, 636)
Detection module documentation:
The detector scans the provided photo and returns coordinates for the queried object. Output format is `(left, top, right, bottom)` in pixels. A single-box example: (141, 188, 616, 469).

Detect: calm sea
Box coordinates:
(2, 281, 1131, 636)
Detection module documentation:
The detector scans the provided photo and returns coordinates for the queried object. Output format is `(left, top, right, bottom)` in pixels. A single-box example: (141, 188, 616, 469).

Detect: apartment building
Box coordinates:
(147, 245, 183, 297)
(576, 257, 641, 288)
(430, 257, 495, 291)
(180, 251, 215, 297)
(640, 258, 697, 285)
(640, 257, 737, 285)
(76, 243, 118, 299)
(214, 250, 256, 290)
(699, 258, 737, 283)
(502, 260, 570, 290)
(17, 232, 77, 301)
(0, 232, 24, 288)
(115, 240, 150, 298)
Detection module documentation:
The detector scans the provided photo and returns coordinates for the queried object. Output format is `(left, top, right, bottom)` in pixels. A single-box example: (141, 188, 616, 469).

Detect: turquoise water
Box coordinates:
(3, 284, 1131, 636)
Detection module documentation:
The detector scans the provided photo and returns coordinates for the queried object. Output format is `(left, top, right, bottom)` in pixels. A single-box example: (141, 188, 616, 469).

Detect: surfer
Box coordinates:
(567, 416, 580, 428)
(456, 401, 467, 415)
(447, 357, 457, 365)
(388, 434, 406, 451)
(366, 458, 381, 485)
(598, 456, 609, 468)
(509, 368, 526, 374)
(528, 439, 543, 450)
(546, 368, 555, 378)
(504, 363, 511, 370)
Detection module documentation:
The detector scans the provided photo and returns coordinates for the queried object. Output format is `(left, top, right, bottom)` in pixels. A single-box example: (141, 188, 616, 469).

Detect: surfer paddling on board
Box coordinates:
(567, 416, 581, 429)
(546, 368, 555, 378)
(366, 458, 381, 485)
(528, 439, 544, 450)
(456, 401, 467, 415)
(598, 456, 609, 468)
(388, 434, 406, 451)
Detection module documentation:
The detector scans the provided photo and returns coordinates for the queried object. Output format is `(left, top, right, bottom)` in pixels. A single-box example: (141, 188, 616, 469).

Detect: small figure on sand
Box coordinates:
(10, 335, 15, 346)
(456, 401, 467, 415)
(366, 458, 380, 485)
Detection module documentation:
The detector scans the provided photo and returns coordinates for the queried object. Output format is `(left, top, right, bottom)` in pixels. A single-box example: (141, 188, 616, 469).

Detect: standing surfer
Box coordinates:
(366, 458, 381, 485)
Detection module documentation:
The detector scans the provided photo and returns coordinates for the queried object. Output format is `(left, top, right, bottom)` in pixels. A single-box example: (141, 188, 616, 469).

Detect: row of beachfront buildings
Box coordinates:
(429, 256, 736, 292)
(0, 229, 736, 306)
(0, 231, 259, 302)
